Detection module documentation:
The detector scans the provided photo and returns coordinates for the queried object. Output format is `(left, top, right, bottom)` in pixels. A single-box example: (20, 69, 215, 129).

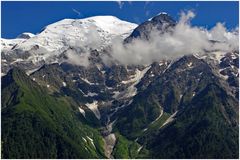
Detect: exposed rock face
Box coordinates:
(124, 13, 176, 43)
(1, 13, 239, 159)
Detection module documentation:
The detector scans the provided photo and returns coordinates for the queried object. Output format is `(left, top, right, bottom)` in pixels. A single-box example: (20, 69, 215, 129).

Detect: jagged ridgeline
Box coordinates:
(1, 13, 239, 159)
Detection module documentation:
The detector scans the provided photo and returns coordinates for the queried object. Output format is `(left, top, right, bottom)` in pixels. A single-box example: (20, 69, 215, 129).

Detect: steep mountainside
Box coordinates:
(124, 12, 176, 42)
(1, 68, 106, 158)
(147, 83, 238, 158)
(113, 55, 238, 158)
(1, 13, 239, 159)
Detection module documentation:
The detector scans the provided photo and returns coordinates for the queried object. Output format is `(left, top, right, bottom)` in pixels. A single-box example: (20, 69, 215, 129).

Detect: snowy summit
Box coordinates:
(1, 15, 137, 66)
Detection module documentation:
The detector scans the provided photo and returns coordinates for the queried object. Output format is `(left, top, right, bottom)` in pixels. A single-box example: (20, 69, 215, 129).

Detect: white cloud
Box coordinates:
(62, 25, 103, 67)
(178, 10, 195, 24)
(103, 11, 239, 65)
(116, 1, 124, 9)
(65, 49, 90, 67)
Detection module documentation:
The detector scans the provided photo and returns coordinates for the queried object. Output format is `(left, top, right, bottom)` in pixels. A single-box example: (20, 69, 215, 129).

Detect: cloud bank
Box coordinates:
(104, 11, 238, 65)
(63, 10, 238, 67)
(63, 25, 104, 67)
(65, 49, 90, 67)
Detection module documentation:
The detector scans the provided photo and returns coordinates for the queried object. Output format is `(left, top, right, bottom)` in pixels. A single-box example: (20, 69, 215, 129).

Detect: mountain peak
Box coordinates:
(125, 12, 176, 42)
(83, 15, 121, 21)
(157, 12, 168, 15)
(148, 12, 175, 24)
(17, 32, 35, 39)
(1, 15, 137, 71)
(45, 15, 137, 36)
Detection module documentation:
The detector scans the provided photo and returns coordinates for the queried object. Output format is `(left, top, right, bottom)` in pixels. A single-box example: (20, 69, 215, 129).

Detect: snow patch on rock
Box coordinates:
(62, 81, 67, 87)
(192, 92, 196, 97)
(121, 66, 151, 98)
(86, 136, 96, 149)
(137, 146, 143, 153)
(79, 107, 86, 118)
(112, 91, 121, 99)
(85, 101, 101, 119)
(82, 137, 87, 143)
(187, 62, 193, 67)
(84, 92, 98, 97)
(81, 77, 95, 85)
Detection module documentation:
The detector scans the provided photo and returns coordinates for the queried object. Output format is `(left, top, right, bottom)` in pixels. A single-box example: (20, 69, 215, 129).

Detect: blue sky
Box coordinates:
(1, 1, 239, 39)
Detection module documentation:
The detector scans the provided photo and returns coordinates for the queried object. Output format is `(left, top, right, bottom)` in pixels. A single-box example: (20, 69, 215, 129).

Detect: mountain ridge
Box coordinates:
(1, 12, 239, 159)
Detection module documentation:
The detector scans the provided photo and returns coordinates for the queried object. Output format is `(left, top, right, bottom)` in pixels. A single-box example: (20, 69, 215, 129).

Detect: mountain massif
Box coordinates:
(1, 13, 239, 159)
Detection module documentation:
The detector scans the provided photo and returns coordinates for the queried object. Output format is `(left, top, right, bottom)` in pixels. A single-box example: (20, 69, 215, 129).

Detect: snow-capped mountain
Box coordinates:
(2, 16, 137, 52)
(1, 16, 137, 74)
(125, 12, 176, 42)
(17, 32, 35, 39)
(1, 12, 239, 159)
(15, 16, 136, 51)
(1, 33, 35, 52)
